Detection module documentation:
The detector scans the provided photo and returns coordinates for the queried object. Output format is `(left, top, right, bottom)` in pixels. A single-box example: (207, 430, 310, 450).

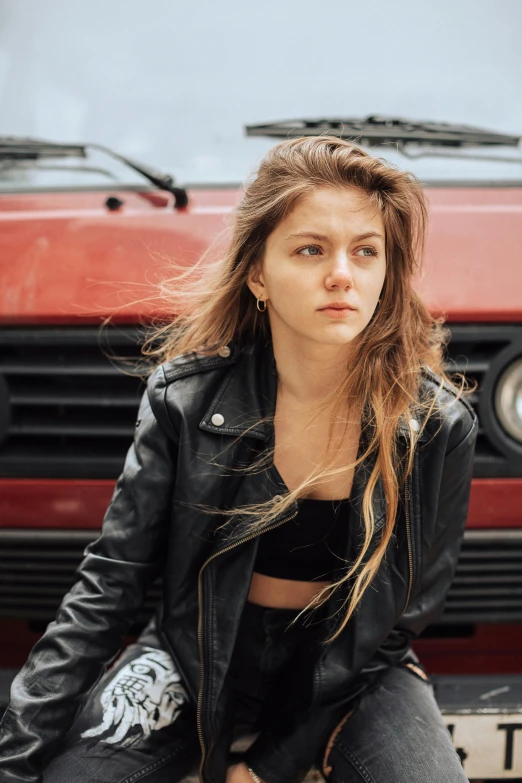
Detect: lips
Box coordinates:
(318, 303, 357, 320)
(318, 303, 355, 310)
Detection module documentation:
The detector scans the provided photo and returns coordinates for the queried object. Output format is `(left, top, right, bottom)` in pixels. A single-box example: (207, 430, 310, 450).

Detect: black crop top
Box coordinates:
(253, 497, 350, 581)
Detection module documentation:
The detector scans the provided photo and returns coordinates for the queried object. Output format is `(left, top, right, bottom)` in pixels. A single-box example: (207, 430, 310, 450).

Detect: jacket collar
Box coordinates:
(200, 337, 427, 445)
(199, 338, 277, 442)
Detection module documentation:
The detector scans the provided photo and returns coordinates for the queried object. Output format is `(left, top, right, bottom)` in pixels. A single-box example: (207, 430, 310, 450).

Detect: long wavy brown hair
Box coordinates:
(142, 135, 462, 644)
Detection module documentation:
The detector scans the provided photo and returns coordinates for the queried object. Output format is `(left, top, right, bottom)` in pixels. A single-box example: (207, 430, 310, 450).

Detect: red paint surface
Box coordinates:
(1, 478, 520, 529)
(421, 188, 522, 321)
(467, 479, 522, 528)
(0, 479, 115, 529)
(1, 187, 522, 324)
(414, 624, 522, 675)
(0, 188, 238, 324)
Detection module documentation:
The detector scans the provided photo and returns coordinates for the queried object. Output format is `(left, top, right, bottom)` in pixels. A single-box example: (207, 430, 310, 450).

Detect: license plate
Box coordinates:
(444, 713, 522, 779)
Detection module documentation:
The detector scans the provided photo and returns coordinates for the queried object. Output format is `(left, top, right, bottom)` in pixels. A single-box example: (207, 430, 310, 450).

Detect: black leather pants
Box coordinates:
(41, 603, 467, 783)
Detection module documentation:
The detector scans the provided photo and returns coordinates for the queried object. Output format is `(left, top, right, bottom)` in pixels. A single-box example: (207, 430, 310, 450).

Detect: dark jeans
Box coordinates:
(42, 602, 468, 783)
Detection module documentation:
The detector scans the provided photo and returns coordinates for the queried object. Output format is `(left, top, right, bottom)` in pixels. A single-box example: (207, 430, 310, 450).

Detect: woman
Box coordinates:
(0, 137, 477, 783)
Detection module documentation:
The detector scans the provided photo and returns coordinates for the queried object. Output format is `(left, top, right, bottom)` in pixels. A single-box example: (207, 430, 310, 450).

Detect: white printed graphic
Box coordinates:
(81, 647, 187, 746)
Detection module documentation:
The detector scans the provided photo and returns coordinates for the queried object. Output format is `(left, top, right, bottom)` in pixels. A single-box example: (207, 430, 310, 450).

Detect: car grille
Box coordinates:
(442, 530, 522, 623)
(0, 326, 147, 479)
(0, 323, 521, 479)
(0, 529, 161, 626)
(0, 528, 520, 626)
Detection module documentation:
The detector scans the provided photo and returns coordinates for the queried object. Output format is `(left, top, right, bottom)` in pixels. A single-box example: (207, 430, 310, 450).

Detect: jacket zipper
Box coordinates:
(197, 508, 298, 783)
(401, 470, 414, 617)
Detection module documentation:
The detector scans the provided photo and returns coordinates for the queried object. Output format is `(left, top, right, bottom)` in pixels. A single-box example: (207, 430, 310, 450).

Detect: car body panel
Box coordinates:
(1, 187, 522, 323)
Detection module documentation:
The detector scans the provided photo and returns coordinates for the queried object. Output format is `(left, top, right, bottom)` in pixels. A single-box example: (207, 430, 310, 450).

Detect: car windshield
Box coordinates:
(1, 1, 521, 190)
(0, 146, 147, 191)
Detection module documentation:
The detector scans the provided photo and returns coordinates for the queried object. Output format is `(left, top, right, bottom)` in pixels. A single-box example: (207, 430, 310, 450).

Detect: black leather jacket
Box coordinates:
(0, 337, 478, 783)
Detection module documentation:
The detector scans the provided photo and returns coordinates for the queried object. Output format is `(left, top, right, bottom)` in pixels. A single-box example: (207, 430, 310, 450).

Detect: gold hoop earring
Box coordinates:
(256, 298, 267, 312)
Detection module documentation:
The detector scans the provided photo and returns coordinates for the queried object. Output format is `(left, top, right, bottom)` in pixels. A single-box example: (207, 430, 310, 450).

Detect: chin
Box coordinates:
(312, 329, 360, 347)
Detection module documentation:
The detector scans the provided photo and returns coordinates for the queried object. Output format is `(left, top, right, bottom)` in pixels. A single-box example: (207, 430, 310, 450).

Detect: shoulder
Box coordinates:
(154, 342, 239, 386)
(144, 342, 240, 434)
(418, 366, 478, 455)
(147, 342, 239, 393)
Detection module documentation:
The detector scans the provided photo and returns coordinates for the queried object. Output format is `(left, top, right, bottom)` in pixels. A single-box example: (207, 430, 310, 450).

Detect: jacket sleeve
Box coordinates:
(0, 366, 177, 783)
(243, 408, 478, 783)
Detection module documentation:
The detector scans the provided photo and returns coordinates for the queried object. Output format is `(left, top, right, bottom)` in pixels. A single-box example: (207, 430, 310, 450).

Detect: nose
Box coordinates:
(324, 252, 353, 290)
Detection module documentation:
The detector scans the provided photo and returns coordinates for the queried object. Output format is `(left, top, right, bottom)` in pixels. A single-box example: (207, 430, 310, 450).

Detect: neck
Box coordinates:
(270, 331, 353, 406)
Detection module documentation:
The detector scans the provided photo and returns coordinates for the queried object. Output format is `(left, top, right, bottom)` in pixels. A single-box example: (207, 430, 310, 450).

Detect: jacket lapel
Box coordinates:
(199, 339, 277, 441)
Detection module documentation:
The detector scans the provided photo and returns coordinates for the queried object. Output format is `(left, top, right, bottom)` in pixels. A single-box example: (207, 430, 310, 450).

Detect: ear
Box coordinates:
(246, 263, 267, 301)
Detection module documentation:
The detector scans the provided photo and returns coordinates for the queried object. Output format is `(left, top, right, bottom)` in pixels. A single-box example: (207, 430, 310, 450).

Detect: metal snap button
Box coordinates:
(409, 418, 420, 432)
(273, 495, 283, 502)
(217, 345, 231, 358)
(211, 413, 225, 427)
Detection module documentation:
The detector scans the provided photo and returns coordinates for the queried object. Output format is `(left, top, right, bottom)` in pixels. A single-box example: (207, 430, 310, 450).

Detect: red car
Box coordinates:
(1, 118, 522, 780)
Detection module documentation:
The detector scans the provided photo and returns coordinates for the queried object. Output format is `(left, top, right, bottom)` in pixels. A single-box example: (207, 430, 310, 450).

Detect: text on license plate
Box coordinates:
(445, 713, 522, 779)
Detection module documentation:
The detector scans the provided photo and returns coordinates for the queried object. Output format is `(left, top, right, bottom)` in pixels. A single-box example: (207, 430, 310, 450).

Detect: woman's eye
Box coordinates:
(297, 245, 322, 257)
(356, 246, 378, 257)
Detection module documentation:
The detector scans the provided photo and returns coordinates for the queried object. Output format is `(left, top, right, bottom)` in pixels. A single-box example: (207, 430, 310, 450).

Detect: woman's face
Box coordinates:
(248, 186, 387, 352)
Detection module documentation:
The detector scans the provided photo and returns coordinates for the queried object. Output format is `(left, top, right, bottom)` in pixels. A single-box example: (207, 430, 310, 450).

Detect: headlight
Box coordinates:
(495, 358, 522, 443)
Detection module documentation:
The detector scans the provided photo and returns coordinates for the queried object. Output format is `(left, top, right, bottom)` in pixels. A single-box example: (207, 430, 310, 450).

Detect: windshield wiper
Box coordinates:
(245, 116, 520, 149)
(0, 136, 188, 208)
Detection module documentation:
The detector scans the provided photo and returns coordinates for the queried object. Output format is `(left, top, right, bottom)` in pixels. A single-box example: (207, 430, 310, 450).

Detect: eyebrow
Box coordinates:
(285, 231, 384, 243)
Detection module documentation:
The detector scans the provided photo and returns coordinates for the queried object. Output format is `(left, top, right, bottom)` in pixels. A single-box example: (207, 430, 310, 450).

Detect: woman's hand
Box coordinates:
(226, 761, 265, 783)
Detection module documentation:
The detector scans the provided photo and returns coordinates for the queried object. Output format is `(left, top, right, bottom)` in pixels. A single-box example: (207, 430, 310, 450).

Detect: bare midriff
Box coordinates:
(247, 571, 331, 610)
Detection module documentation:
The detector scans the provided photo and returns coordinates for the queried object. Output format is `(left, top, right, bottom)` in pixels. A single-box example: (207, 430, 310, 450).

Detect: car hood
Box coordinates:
(0, 186, 521, 323)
